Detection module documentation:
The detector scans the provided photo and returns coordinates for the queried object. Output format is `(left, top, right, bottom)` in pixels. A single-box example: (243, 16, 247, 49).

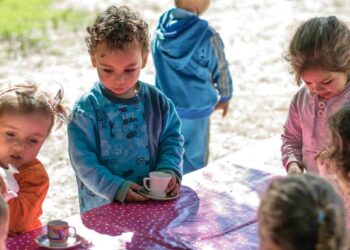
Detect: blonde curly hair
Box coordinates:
(0, 81, 68, 134)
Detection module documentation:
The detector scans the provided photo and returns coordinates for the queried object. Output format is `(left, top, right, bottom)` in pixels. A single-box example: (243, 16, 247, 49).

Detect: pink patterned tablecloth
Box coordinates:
(6, 163, 275, 250)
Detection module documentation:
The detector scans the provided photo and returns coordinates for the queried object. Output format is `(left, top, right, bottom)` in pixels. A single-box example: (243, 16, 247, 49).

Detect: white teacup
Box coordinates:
(143, 172, 172, 197)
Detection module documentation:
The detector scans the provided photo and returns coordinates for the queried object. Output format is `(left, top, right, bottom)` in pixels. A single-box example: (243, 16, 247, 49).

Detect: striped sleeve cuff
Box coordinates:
(114, 180, 133, 203)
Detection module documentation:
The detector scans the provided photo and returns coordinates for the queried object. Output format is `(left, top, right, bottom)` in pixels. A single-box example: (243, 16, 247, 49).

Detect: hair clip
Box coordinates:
(0, 87, 21, 97)
(49, 83, 69, 124)
(51, 88, 64, 109)
(0, 81, 69, 124)
(317, 210, 325, 224)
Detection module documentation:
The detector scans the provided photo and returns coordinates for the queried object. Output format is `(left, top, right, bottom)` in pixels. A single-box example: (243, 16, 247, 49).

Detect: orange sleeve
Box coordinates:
(8, 159, 49, 235)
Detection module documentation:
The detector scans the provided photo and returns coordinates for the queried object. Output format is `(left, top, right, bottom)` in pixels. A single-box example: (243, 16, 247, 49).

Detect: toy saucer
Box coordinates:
(137, 186, 179, 200)
(35, 233, 83, 249)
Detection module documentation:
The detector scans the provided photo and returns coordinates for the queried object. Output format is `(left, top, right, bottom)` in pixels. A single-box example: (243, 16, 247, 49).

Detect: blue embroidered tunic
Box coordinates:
(68, 81, 184, 212)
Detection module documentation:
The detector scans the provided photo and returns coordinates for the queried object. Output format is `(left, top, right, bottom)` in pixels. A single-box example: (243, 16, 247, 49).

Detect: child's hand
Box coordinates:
(0, 169, 8, 195)
(166, 176, 180, 197)
(125, 183, 149, 202)
(214, 101, 230, 117)
(287, 162, 303, 175)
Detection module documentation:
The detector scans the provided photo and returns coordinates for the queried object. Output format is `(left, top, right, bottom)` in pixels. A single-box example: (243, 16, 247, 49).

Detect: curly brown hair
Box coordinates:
(285, 16, 350, 85)
(85, 6, 150, 54)
(258, 174, 347, 250)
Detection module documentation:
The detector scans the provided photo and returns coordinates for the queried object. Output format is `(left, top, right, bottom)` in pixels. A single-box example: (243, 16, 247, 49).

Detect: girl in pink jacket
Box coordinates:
(281, 16, 350, 174)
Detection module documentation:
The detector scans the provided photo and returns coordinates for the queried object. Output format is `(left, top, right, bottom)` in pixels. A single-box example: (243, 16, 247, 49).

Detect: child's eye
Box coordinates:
(29, 139, 39, 144)
(323, 79, 332, 85)
(5, 132, 15, 138)
(125, 69, 136, 73)
(103, 69, 113, 73)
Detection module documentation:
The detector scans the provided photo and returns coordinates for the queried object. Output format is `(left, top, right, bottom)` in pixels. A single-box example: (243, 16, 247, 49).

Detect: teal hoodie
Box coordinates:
(152, 8, 233, 119)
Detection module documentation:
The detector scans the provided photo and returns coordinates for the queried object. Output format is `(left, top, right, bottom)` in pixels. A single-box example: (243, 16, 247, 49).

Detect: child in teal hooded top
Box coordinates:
(152, 0, 233, 174)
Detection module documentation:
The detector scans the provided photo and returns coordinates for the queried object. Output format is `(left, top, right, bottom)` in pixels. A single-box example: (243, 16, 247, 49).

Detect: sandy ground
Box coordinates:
(1, 0, 350, 225)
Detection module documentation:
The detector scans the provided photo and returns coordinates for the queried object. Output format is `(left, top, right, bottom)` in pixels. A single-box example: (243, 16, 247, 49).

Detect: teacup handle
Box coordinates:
(68, 226, 76, 237)
(143, 177, 151, 191)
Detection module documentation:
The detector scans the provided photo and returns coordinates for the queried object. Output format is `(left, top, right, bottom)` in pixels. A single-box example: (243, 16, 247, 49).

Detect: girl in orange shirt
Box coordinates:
(0, 81, 67, 236)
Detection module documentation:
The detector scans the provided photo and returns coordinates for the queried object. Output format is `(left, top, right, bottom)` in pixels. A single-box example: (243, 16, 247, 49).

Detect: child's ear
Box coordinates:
(141, 50, 149, 69)
(90, 52, 97, 68)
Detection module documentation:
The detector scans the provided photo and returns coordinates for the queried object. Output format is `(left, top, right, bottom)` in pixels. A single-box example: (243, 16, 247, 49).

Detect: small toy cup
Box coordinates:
(47, 220, 76, 244)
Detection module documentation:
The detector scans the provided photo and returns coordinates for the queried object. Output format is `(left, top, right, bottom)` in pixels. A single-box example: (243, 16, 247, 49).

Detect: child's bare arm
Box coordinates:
(0, 176, 7, 195)
(0, 168, 8, 195)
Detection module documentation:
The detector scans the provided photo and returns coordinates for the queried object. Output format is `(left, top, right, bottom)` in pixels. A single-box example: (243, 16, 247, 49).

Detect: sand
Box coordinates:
(0, 0, 349, 225)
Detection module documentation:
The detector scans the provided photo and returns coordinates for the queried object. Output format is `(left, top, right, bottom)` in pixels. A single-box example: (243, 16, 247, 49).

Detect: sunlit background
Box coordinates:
(0, 0, 349, 223)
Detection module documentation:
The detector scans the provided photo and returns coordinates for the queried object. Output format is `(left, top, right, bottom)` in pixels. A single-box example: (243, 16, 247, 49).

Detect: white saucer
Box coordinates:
(138, 187, 179, 200)
(35, 233, 83, 249)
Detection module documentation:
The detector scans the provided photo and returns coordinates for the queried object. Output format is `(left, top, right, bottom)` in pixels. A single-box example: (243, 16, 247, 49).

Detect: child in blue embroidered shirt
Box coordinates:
(152, 0, 233, 174)
(68, 6, 184, 213)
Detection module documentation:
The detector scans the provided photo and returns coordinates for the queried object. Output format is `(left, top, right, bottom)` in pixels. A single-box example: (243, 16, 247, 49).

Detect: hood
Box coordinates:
(153, 8, 210, 70)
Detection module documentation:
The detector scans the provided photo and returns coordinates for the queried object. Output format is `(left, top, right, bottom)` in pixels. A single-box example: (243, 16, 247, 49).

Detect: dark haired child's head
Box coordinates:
(0, 81, 67, 168)
(258, 174, 347, 250)
(321, 104, 350, 189)
(285, 16, 350, 100)
(85, 6, 149, 55)
(0, 197, 8, 250)
(175, 0, 210, 15)
(85, 6, 149, 98)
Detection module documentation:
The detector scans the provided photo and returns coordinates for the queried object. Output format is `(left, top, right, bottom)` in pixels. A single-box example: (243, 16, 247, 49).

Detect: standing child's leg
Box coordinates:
(181, 117, 209, 174)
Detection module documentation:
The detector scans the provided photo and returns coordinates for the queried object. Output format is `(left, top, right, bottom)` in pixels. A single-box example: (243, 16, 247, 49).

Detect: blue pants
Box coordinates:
(181, 117, 209, 174)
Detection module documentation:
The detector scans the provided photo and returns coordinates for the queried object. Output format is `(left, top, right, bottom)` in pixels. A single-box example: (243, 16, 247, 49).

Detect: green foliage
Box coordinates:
(0, 0, 89, 57)
(0, 0, 87, 38)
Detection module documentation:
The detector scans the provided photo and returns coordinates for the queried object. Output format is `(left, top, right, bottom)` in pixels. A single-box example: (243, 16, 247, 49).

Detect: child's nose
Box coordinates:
(113, 73, 125, 83)
(314, 84, 324, 93)
(12, 142, 25, 153)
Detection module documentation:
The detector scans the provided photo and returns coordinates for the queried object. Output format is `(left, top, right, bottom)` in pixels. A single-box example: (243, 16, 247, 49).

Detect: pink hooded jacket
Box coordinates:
(281, 82, 350, 173)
